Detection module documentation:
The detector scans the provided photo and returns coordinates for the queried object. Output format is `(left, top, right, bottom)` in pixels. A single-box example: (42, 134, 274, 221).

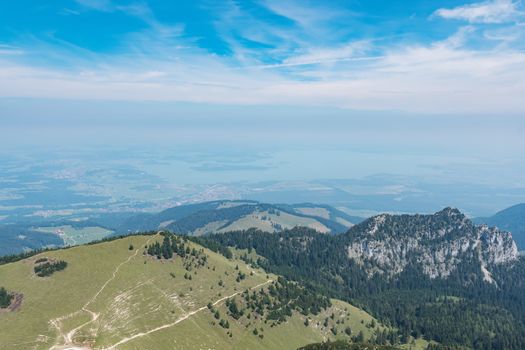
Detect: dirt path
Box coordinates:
(102, 279, 273, 350)
(48, 236, 272, 350)
(84, 240, 149, 310)
(48, 237, 153, 350)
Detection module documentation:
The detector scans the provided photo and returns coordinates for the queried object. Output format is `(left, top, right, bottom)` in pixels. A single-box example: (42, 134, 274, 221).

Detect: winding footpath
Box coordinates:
(48, 238, 153, 350)
(102, 279, 273, 350)
(47, 236, 273, 350)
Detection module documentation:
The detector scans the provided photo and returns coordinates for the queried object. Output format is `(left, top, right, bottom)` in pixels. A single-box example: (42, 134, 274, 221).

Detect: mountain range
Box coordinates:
(1, 207, 524, 349)
(0, 200, 364, 256)
(115, 200, 363, 235)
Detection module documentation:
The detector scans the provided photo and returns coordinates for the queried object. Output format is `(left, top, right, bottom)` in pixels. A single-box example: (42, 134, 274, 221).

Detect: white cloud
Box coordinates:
(1, 3, 525, 114)
(261, 0, 350, 28)
(2, 31, 525, 115)
(434, 0, 521, 23)
(281, 41, 371, 67)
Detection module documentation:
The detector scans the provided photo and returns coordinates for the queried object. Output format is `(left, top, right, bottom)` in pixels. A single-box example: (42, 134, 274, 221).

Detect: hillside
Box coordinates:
(475, 203, 525, 251)
(115, 200, 363, 236)
(0, 233, 385, 350)
(0, 201, 364, 257)
(197, 208, 525, 349)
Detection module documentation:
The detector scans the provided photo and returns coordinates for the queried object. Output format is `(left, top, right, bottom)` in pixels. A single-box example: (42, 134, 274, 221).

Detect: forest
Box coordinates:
(194, 227, 525, 350)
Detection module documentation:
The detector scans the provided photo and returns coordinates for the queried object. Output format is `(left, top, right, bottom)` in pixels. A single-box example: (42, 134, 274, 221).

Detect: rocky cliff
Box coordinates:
(346, 208, 519, 282)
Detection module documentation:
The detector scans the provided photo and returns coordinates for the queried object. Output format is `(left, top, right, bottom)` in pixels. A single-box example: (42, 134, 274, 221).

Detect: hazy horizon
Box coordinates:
(2, 0, 525, 217)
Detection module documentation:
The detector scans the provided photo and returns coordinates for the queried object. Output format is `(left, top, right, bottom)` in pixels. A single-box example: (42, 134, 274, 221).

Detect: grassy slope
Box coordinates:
(218, 210, 330, 234)
(294, 207, 331, 220)
(0, 235, 381, 350)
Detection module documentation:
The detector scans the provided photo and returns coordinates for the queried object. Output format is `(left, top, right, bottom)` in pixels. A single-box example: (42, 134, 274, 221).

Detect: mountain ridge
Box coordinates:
(115, 200, 364, 236)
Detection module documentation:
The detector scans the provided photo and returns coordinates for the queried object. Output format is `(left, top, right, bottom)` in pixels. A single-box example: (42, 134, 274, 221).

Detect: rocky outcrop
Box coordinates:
(346, 208, 519, 281)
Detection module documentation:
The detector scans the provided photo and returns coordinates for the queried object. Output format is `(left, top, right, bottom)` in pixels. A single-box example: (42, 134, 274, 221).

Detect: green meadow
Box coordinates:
(0, 234, 385, 350)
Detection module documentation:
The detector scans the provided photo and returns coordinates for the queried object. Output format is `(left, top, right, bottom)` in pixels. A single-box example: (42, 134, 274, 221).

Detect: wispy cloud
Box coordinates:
(434, 0, 521, 23)
(0, 44, 24, 56)
(1, 1, 525, 114)
(76, 0, 184, 40)
(281, 41, 372, 67)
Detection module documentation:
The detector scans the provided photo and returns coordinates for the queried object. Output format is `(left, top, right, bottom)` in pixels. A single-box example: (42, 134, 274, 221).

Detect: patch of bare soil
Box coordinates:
(0, 292, 23, 313)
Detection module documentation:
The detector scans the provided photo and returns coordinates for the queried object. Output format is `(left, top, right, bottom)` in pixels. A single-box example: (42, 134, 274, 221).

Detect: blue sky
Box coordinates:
(0, 1, 525, 192)
(1, 0, 524, 112)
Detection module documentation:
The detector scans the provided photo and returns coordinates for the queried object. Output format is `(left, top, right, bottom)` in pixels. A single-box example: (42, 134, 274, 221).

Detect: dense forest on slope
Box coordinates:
(194, 214, 525, 350)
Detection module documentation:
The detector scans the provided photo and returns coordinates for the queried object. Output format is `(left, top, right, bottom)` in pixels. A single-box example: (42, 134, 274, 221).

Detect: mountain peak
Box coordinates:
(346, 209, 519, 280)
(435, 207, 464, 218)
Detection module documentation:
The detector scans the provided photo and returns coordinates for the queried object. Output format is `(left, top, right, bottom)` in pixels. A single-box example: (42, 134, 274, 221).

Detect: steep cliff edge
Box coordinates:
(346, 208, 519, 282)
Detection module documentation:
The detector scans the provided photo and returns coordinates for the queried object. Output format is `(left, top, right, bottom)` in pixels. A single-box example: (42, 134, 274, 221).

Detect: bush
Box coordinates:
(0, 287, 13, 308)
(34, 260, 68, 277)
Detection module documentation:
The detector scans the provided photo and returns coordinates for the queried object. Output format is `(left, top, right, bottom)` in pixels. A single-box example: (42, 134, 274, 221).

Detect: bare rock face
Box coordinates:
(346, 208, 519, 282)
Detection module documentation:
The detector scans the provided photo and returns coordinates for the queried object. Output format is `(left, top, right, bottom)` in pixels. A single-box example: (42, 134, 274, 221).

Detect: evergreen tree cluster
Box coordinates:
(34, 259, 68, 277)
(205, 276, 332, 339)
(0, 287, 13, 308)
(236, 277, 331, 325)
(146, 233, 207, 263)
(226, 297, 244, 319)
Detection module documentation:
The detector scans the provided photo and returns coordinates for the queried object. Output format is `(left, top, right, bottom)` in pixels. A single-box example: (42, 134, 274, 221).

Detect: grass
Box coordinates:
(398, 337, 433, 350)
(0, 234, 386, 350)
(294, 207, 331, 220)
(229, 247, 267, 263)
(219, 210, 330, 234)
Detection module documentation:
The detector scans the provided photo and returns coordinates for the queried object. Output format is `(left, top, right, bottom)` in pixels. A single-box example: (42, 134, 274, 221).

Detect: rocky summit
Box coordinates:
(346, 208, 519, 281)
